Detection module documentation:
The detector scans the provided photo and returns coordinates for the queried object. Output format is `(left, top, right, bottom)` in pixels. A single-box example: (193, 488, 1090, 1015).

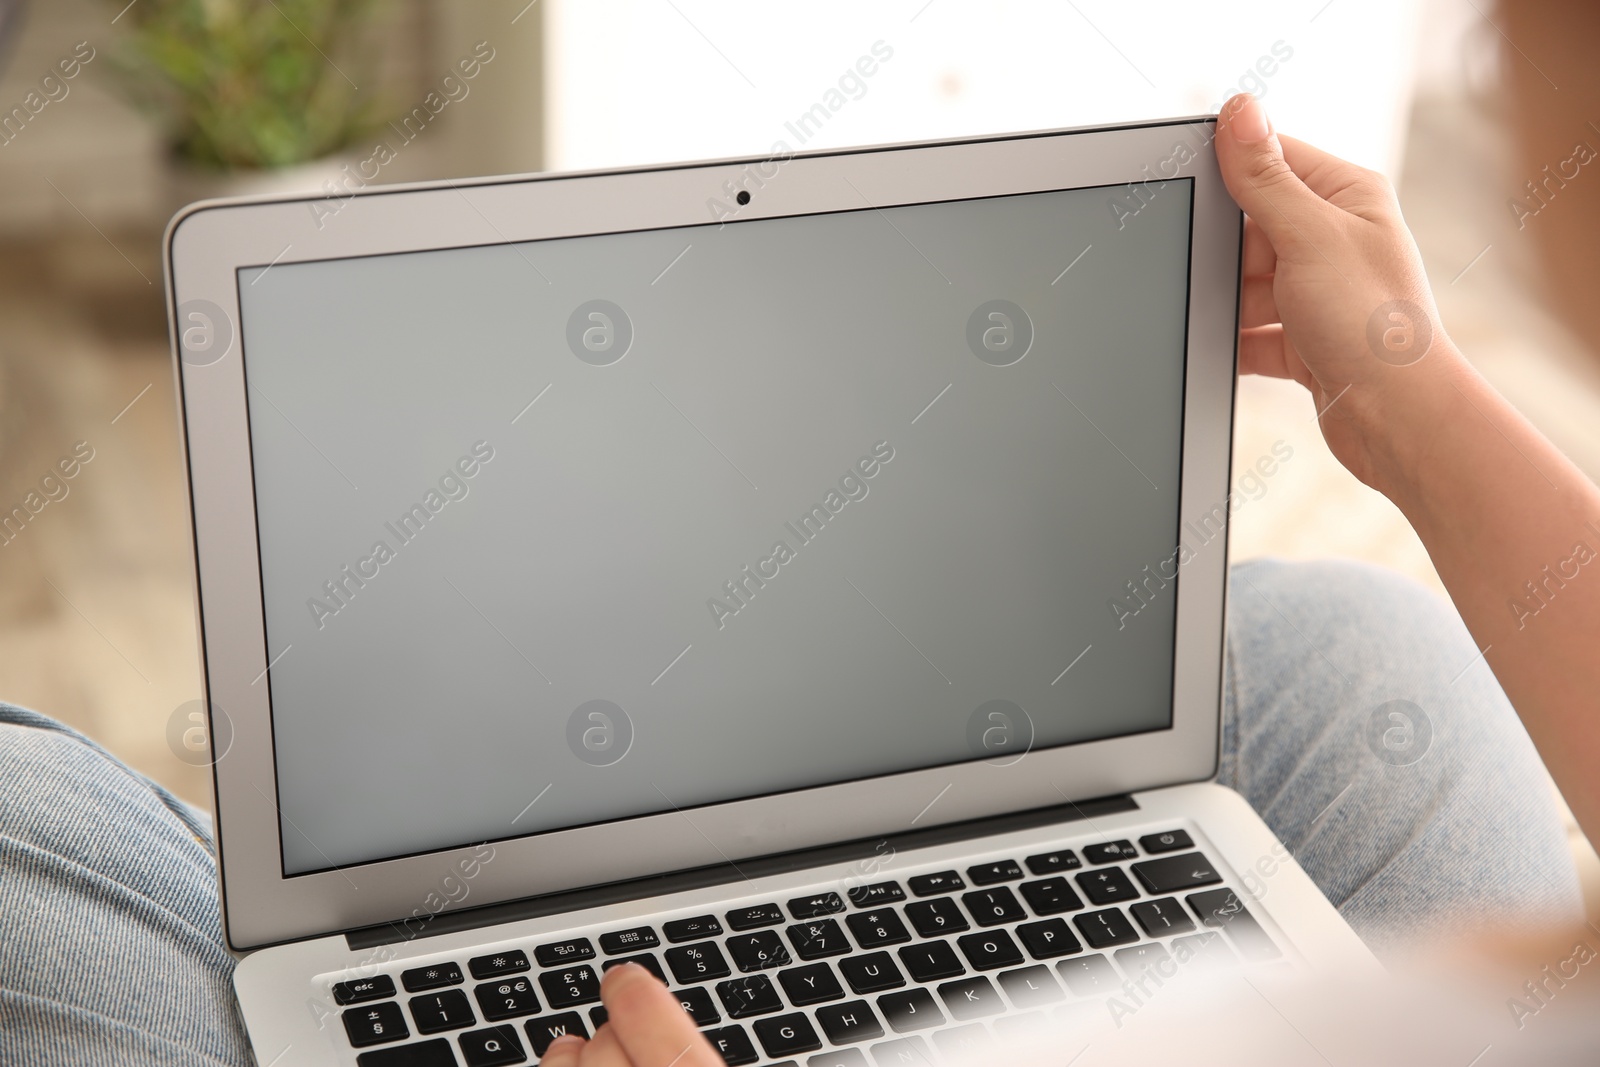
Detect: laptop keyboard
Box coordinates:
(332, 828, 1280, 1066)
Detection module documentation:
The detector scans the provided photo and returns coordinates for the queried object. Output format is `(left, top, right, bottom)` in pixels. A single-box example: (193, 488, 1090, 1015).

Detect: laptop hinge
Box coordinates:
(345, 793, 1139, 951)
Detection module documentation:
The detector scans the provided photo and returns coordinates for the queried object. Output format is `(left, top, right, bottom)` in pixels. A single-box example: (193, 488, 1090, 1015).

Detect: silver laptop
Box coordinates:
(164, 116, 1381, 1067)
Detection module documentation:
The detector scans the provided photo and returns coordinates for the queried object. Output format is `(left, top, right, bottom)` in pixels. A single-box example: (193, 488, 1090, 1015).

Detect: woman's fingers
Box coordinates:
(1242, 216, 1276, 278)
(584, 1022, 634, 1065)
(1215, 94, 1334, 261)
(602, 964, 725, 1067)
(1239, 325, 1292, 380)
(541, 1033, 590, 1067)
(1240, 274, 1279, 331)
(537, 1023, 635, 1067)
(531, 965, 724, 1067)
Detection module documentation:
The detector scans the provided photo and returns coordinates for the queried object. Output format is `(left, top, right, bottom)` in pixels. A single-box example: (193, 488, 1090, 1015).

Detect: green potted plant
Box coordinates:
(107, 0, 383, 206)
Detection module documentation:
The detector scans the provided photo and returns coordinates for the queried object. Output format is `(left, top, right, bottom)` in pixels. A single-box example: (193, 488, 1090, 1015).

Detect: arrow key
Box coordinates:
(1130, 852, 1222, 895)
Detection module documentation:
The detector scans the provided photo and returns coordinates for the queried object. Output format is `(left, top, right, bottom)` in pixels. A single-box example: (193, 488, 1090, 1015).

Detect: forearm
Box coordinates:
(1364, 345, 1600, 840)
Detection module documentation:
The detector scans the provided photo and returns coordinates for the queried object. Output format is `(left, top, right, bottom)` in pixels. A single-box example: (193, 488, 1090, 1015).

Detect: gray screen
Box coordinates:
(237, 181, 1194, 875)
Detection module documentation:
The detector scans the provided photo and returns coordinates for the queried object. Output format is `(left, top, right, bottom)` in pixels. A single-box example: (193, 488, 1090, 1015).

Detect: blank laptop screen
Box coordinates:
(235, 180, 1195, 875)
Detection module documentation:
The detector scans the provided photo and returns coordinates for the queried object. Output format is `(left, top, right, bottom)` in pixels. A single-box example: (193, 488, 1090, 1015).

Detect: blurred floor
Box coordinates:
(1, 90, 1596, 909)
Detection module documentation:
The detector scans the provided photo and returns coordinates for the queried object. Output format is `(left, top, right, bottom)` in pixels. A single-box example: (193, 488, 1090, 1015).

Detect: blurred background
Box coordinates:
(1, 0, 1597, 902)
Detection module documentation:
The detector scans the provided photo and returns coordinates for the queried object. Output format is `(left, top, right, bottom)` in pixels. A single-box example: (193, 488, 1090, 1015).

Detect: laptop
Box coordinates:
(164, 115, 1382, 1067)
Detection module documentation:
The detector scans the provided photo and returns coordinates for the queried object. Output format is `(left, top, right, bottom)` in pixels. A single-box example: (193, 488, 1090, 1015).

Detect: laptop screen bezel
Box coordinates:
(165, 116, 1240, 951)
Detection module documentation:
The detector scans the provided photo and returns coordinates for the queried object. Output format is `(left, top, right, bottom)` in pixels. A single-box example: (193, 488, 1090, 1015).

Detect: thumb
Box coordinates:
(1215, 94, 1329, 258)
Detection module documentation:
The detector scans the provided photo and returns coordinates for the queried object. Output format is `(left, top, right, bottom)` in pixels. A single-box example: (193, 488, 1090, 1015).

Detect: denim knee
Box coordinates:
(1222, 559, 1581, 952)
(0, 705, 248, 1066)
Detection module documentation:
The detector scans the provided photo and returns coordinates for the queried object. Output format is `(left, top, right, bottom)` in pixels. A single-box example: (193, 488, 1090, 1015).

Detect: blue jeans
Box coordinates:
(0, 560, 1581, 1065)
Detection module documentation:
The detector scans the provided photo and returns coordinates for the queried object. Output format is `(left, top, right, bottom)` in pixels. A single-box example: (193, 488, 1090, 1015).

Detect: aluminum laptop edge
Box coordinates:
(164, 115, 1383, 1067)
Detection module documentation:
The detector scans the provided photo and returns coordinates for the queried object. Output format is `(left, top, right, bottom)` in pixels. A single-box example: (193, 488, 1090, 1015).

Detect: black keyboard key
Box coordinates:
(961, 887, 1026, 927)
(896, 940, 965, 982)
(676, 986, 721, 1026)
(816, 999, 884, 1045)
(1139, 829, 1194, 855)
(534, 939, 594, 967)
(788, 892, 845, 919)
(356, 1038, 453, 1066)
(778, 962, 845, 1005)
(1056, 953, 1119, 996)
(469, 951, 530, 980)
(839, 952, 905, 994)
(717, 974, 784, 1018)
(869, 1036, 935, 1066)
(474, 976, 539, 1022)
(727, 930, 792, 971)
(876, 988, 943, 1032)
(903, 898, 968, 939)
(600, 926, 660, 954)
(665, 915, 725, 943)
(459, 1023, 525, 1066)
(935, 975, 1004, 1021)
(1130, 897, 1196, 937)
(1015, 918, 1082, 960)
(932, 1024, 991, 1061)
(410, 989, 476, 1034)
(998, 964, 1064, 1008)
(846, 909, 911, 948)
(524, 1011, 589, 1056)
(955, 930, 1024, 970)
(1132, 852, 1222, 894)
(1019, 877, 1083, 916)
(1114, 941, 1173, 980)
(402, 963, 464, 993)
(667, 941, 732, 984)
(345, 1002, 409, 1047)
(726, 903, 784, 930)
(966, 860, 1023, 885)
(907, 871, 964, 896)
(335, 974, 397, 1005)
(1076, 866, 1140, 905)
(538, 965, 601, 1007)
(601, 953, 665, 982)
(847, 882, 905, 907)
(1083, 840, 1138, 864)
(588, 1006, 608, 1028)
(732, 927, 793, 972)
(705, 1024, 760, 1065)
(788, 919, 850, 960)
(1024, 849, 1081, 875)
(1186, 889, 1281, 961)
(755, 1012, 823, 1058)
(1073, 908, 1139, 950)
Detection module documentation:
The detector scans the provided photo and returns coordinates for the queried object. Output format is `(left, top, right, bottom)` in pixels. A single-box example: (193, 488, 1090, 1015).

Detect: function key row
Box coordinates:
(707, 829, 1190, 925)
(848, 881, 905, 907)
(665, 915, 724, 942)
(470, 951, 529, 980)
(599, 926, 659, 954)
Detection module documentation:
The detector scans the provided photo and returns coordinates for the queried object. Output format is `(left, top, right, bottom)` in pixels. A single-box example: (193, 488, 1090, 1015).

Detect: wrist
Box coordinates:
(1326, 338, 1480, 505)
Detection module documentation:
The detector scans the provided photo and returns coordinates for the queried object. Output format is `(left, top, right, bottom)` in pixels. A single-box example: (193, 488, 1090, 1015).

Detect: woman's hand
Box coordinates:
(540, 963, 726, 1067)
(1215, 92, 1600, 848)
(1215, 92, 1470, 494)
